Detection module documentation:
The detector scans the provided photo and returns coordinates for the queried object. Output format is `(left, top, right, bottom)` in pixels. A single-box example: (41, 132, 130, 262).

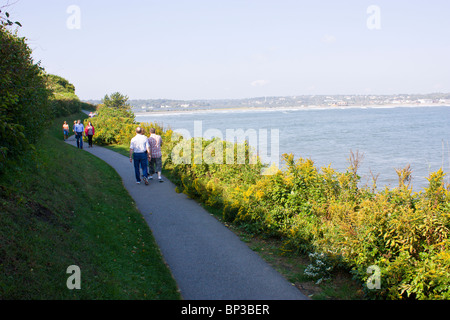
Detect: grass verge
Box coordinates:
(0, 113, 180, 299)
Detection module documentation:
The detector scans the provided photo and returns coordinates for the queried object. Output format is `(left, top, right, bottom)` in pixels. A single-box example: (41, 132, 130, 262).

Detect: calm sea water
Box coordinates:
(136, 106, 450, 192)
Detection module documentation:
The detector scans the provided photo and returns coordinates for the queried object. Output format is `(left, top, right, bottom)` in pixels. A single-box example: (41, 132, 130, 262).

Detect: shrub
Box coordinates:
(90, 105, 136, 145)
(0, 25, 51, 174)
(45, 74, 86, 117)
(304, 252, 334, 284)
(166, 144, 450, 299)
(89, 104, 169, 149)
(48, 98, 81, 118)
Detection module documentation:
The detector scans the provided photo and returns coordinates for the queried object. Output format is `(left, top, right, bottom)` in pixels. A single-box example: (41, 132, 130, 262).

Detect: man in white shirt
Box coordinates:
(74, 120, 85, 149)
(129, 127, 151, 185)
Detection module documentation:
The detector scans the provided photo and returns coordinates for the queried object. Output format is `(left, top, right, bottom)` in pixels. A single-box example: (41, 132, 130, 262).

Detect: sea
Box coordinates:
(136, 105, 450, 192)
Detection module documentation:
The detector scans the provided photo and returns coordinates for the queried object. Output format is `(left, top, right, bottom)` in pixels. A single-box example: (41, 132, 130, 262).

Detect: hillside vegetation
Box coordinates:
(0, 24, 180, 299)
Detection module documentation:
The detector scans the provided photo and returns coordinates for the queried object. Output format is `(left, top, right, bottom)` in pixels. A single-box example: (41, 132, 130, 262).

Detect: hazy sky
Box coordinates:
(5, 0, 450, 100)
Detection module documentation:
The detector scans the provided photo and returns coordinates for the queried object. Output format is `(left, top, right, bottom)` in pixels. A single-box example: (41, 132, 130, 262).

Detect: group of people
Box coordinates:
(129, 126, 164, 185)
(63, 120, 95, 149)
(64, 121, 164, 185)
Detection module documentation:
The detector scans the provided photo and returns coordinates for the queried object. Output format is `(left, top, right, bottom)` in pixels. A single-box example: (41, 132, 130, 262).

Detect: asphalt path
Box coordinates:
(65, 134, 309, 300)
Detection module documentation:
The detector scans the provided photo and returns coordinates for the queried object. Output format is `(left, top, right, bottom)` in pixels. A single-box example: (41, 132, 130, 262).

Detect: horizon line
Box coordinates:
(81, 91, 450, 102)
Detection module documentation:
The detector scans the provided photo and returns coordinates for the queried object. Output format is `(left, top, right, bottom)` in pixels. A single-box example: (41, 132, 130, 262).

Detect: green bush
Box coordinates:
(48, 98, 80, 118)
(0, 24, 93, 174)
(90, 105, 136, 145)
(46, 74, 95, 117)
(0, 25, 51, 174)
(236, 155, 450, 299)
(90, 105, 168, 146)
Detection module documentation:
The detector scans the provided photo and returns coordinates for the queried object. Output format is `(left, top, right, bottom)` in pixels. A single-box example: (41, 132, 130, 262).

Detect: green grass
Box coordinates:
(0, 114, 180, 299)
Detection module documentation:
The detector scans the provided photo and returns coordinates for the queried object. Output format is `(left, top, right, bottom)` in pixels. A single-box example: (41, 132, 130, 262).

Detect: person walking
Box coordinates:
(148, 128, 164, 183)
(63, 121, 69, 141)
(129, 127, 150, 185)
(84, 121, 95, 148)
(74, 120, 85, 149)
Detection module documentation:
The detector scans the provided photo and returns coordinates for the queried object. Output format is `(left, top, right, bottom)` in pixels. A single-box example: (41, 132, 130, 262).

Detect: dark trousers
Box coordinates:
(133, 152, 148, 182)
(75, 132, 83, 149)
(87, 135, 93, 147)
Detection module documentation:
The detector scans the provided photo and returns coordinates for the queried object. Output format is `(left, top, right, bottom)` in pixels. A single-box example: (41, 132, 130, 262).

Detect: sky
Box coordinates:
(4, 0, 450, 100)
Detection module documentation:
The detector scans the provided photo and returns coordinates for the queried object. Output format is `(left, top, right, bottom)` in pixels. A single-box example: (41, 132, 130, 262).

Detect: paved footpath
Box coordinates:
(66, 136, 309, 300)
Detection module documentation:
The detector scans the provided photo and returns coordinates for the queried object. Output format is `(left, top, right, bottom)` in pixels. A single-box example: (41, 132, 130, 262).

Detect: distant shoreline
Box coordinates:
(135, 104, 450, 117)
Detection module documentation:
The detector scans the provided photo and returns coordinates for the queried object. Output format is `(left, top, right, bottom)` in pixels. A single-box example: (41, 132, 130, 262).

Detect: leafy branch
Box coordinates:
(0, 9, 22, 27)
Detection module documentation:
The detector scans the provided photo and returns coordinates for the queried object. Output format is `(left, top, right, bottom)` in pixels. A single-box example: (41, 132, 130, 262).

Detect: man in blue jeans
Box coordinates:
(129, 127, 151, 185)
(74, 120, 84, 149)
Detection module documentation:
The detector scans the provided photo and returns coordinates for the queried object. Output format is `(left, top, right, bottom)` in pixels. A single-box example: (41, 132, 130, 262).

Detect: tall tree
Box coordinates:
(102, 92, 131, 110)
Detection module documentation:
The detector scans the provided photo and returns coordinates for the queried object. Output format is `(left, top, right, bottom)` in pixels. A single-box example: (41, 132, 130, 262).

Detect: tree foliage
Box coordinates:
(102, 92, 130, 110)
(0, 9, 22, 27)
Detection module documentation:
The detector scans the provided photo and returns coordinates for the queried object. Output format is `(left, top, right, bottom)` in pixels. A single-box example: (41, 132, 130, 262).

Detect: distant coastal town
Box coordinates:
(84, 93, 450, 113)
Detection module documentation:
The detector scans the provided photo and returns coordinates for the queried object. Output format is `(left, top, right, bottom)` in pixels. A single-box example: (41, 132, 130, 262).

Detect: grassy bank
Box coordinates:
(0, 113, 180, 299)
